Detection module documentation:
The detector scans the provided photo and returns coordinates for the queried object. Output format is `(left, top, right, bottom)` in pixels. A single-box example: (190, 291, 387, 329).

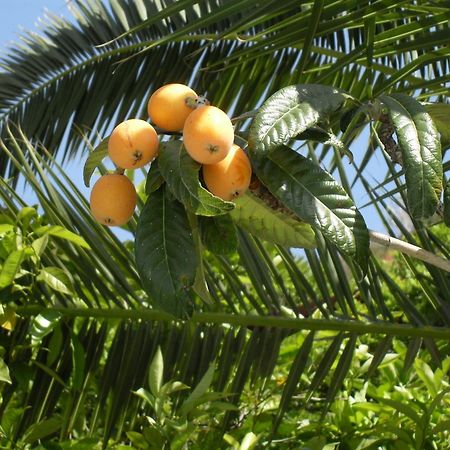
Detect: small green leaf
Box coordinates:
(30, 310, 62, 343)
(149, 347, 164, 397)
(158, 140, 234, 216)
(0, 249, 25, 289)
(126, 431, 150, 449)
(31, 234, 49, 258)
(23, 417, 61, 444)
(83, 137, 109, 187)
(414, 359, 438, 397)
(135, 187, 198, 317)
(251, 146, 369, 271)
(239, 432, 259, 450)
(179, 364, 215, 416)
(145, 159, 164, 194)
(35, 225, 90, 249)
(199, 214, 238, 256)
(248, 84, 349, 155)
(133, 388, 155, 408)
(380, 94, 443, 219)
(37, 267, 73, 295)
(160, 380, 190, 396)
(376, 397, 421, 424)
(230, 192, 316, 248)
(0, 358, 11, 384)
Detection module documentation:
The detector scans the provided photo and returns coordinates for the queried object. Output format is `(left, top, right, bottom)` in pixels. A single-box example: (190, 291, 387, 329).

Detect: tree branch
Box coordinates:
(369, 230, 450, 272)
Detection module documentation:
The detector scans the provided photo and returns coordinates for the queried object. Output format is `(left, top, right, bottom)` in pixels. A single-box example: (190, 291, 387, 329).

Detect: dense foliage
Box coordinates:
(0, 1, 449, 448)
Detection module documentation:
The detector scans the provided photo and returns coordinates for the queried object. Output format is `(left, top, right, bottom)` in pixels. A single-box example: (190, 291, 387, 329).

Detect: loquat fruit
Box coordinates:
(148, 83, 198, 132)
(108, 119, 159, 169)
(183, 105, 234, 165)
(90, 173, 137, 226)
(202, 144, 252, 201)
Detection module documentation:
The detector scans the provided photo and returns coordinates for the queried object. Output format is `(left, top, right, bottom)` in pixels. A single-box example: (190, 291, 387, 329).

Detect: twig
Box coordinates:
(369, 230, 450, 272)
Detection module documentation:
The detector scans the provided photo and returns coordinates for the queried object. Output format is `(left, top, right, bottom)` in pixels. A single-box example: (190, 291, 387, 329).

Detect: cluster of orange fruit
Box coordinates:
(89, 83, 252, 226)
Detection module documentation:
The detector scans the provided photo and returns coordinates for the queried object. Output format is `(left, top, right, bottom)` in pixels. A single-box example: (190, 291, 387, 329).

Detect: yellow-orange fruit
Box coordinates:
(108, 119, 159, 169)
(202, 144, 252, 201)
(90, 174, 136, 226)
(148, 83, 198, 131)
(183, 105, 234, 165)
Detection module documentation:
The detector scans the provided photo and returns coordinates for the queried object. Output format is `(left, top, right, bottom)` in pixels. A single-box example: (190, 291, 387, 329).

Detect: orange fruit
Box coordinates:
(148, 83, 198, 131)
(108, 119, 159, 169)
(90, 174, 136, 226)
(183, 105, 234, 164)
(202, 144, 252, 201)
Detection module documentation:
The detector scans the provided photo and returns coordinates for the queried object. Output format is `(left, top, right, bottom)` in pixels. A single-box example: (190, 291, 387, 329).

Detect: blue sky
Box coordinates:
(0, 1, 69, 50)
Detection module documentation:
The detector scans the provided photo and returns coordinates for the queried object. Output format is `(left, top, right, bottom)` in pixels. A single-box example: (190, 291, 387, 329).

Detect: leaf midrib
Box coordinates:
(270, 153, 355, 238)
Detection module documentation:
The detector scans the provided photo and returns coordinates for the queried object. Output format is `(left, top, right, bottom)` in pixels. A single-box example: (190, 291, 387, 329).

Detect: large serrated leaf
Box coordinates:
(248, 84, 348, 155)
(230, 192, 316, 248)
(380, 94, 443, 220)
(83, 137, 108, 187)
(425, 103, 450, 150)
(135, 187, 197, 317)
(158, 140, 234, 216)
(251, 146, 369, 271)
(199, 214, 238, 256)
(444, 179, 450, 227)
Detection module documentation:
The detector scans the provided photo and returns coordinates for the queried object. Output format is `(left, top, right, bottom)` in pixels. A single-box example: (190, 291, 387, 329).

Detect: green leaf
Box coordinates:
(376, 397, 421, 424)
(23, 417, 61, 444)
(158, 141, 234, 216)
(37, 267, 73, 295)
(190, 213, 212, 304)
(199, 214, 238, 256)
(149, 347, 164, 397)
(145, 159, 164, 194)
(0, 357, 11, 384)
(83, 137, 108, 187)
(30, 310, 62, 343)
(35, 225, 90, 249)
(251, 146, 369, 271)
(135, 187, 197, 317)
(179, 364, 215, 416)
(380, 94, 443, 219)
(133, 388, 155, 408)
(0, 224, 14, 235)
(444, 179, 450, 227)
(160, 380, 190, 397)
(248, 84, 349, 156)
(31, 234, 49, 258)
(126, 431, 149, 449)
(230, 191, 316, 248)
(425, 103, 450, 150)
(414, 358, 438, 396)
(0, 249, 25, 289)
(239, 432, 259, 450)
